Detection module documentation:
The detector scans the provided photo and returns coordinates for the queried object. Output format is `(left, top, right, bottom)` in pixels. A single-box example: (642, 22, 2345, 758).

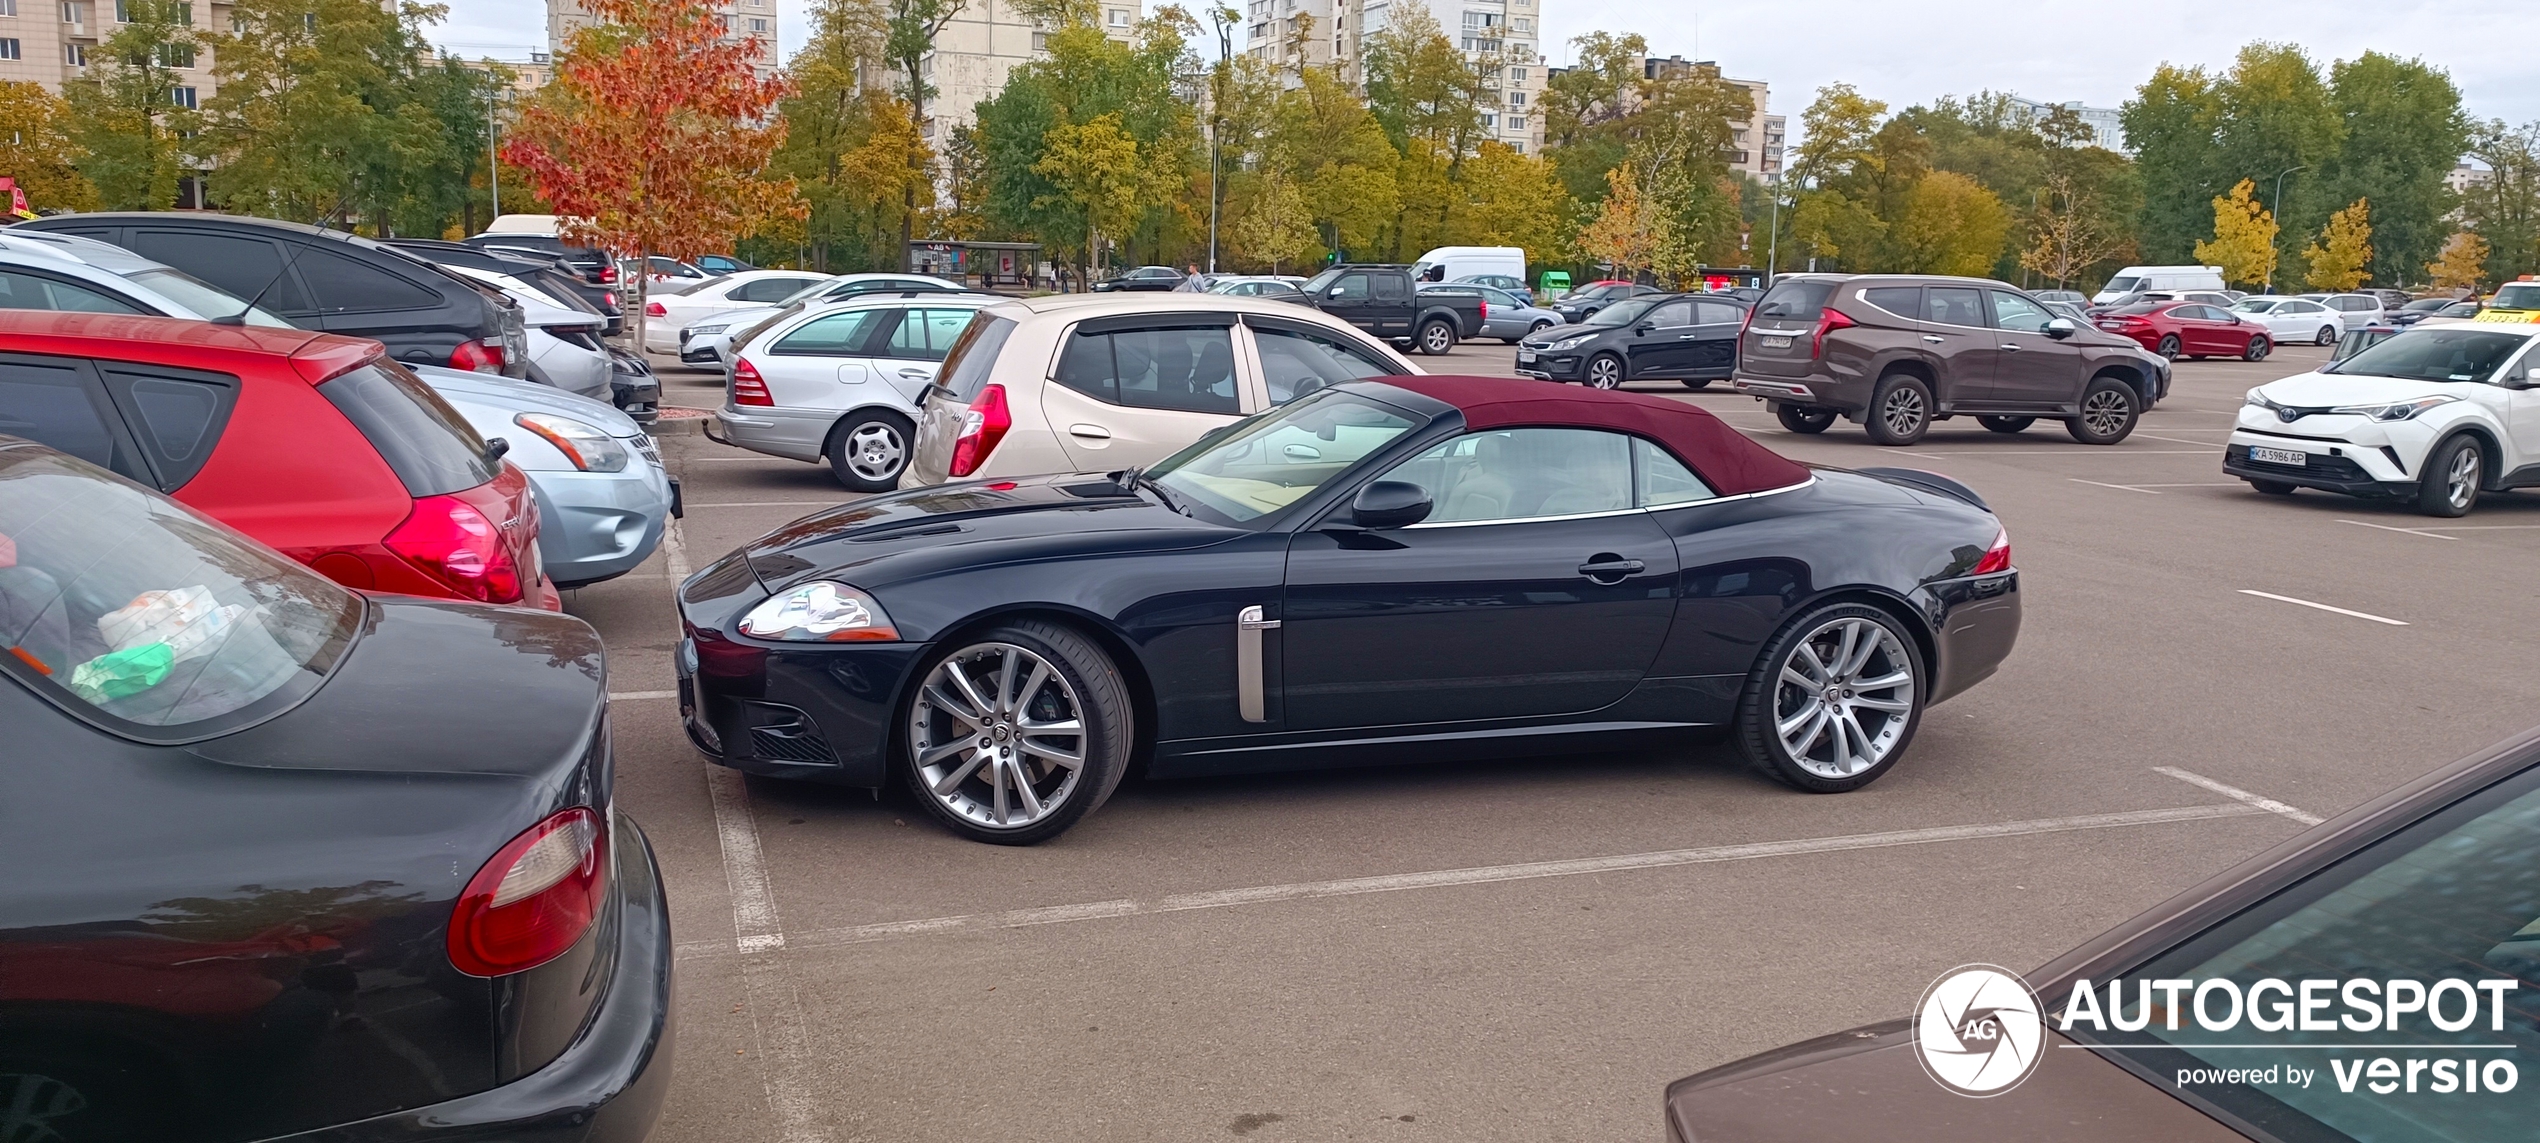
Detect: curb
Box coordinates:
(648, 408, 713, 438)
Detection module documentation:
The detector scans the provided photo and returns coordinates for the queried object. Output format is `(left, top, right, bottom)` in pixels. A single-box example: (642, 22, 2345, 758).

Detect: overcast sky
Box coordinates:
(435, 0, 2540, 139)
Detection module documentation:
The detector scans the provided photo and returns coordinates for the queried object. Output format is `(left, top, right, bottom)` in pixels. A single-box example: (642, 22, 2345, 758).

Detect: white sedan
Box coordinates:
(2229, 296, 2347, 346)
(673, 272, 972, 366)
(709, 294, 999, 491)
(639, 269, 834, 353)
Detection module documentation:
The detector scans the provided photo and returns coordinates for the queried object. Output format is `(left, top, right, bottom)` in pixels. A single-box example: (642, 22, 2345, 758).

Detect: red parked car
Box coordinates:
(0, 311, 559, 609)
(2094, 300, 2273, 362)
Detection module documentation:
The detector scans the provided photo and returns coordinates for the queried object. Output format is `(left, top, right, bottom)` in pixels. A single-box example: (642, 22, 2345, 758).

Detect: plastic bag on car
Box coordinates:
(97, 586, 248, 664)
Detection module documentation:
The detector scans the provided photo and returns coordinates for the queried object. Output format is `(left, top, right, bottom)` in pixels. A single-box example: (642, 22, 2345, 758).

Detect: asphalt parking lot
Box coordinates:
(569, 339, 2540, 1142)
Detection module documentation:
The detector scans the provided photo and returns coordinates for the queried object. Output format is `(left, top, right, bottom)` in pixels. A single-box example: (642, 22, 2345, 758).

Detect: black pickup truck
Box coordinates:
(1299, 263, 1487, 355)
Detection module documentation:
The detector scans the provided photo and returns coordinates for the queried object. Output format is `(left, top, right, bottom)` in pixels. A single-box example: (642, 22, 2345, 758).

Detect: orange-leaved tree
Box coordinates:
(500, 0, 803, 349)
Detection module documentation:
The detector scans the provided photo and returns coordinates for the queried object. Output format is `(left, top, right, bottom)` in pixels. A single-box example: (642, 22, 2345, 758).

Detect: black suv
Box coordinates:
(1732, 273, 2170, 446)
(20, 213, 528, 379)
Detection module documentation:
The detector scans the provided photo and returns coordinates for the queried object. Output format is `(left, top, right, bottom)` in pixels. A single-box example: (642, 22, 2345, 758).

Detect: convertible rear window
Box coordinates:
(0, 441, 360, 736)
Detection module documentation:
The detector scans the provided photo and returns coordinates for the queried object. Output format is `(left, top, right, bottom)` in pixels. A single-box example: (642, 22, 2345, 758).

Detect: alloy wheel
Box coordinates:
(845, 422, 906, 482)
(1772, 617, 1917, 779)
(1880, 386, 1925, 437)
(2157, 335, 2182, 360)
(2446, 443, 2480, 511)
(908, 643, 1087, 830)
(1421, 322, 1454, 354)
(1587, 356, 1623, 389)
(2080, 388, 2130, 437)
(2318, 326, 2338, 346)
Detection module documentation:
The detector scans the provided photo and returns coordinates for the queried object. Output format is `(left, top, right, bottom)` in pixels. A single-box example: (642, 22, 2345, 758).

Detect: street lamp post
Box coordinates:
(487, 83, 502, 218)
(1764, 173, 1781, 280)
(2265, 164, 2305, 293)
(1207, 5, 1235, 275)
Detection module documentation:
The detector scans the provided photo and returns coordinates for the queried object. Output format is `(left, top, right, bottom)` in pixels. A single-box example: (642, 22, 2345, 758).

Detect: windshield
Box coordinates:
(1587, 298, 1660, 327)
(2402, 297, 2454, 312)
(0, 442, 361, 735)
(1149, 389, 1421, 524)
(126, 268, 291, 327)
(2495, 283, 2540, 310)
(2232, 298, 2280, 312)
(2102, 275, 2141, 294)
(2327, 328, 2531, 383)
(1302, 268, 1343, 295)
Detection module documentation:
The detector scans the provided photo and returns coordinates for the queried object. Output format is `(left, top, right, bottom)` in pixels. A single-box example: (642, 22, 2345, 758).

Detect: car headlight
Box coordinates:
(738, 581, 901, 642)
(1546, 335, 1595, 352)
(2244, 389, 2269, 408)
(2327, 395, 2459, 421)
(512, 413, 629, 472)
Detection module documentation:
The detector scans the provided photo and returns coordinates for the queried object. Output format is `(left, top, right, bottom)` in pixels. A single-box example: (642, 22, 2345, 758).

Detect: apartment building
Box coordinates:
(914, 0, 1140, 143)
(1243, 0, 1544, 154)
(2003, 95, 2126, 154)
(547, 0, 778, 80)
(0, 0, 223, 105)
(1638, 55, 1774, 182)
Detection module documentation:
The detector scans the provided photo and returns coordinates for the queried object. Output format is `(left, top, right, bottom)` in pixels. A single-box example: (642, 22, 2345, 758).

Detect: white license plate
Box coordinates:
(2249, 446, 2307, 466)
(2099, 322, 2125, 330)
(1760, 335, 1792, 349)
(1516, 349, 1536, 362)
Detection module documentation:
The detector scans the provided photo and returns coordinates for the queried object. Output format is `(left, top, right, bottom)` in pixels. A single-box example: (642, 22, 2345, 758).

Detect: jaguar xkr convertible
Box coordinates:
(677, 376, 2021, 844)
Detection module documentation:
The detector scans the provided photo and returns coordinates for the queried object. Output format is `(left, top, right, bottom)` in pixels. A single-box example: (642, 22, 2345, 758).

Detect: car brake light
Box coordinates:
(732, 358, 774, 406)
(1480, 299, 1489, 321)
(598, 263, 618, 284)
(1972, 525, 2012, 576)
(447, 806, 608, 977)
(1811, 309, 1854, 359)
(603, 290, 619, 309)
(449, 338, 505, 374)
(948, 383, 1011, 478)
(385, 492, 526, 603)
(644, 301, 667, 317)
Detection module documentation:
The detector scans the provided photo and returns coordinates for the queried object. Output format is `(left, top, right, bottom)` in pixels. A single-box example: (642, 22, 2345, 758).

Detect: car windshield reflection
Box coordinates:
(1148, 389, 1420, 524)
(2327, 328, 2529, 384)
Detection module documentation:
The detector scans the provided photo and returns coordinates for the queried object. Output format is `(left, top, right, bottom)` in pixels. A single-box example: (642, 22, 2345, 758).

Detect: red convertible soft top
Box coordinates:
(1375, 375, 1811, 497)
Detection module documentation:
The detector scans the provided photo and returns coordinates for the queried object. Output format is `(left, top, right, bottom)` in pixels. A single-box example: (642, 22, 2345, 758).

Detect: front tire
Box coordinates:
(1775, 403, 1836, 434)
(2416, 434, 2483, 518)
(1863, 374, 1933, 445)
(1585, 353, 1625, 389)
(2065, 376, 2138, 445)
(1977, 415, 2033, 434)
(2248, 479, 2297, 495)
(1735, 603, 1926, 793)
(826, 410, 915, 493)
(1679, 378, 1713, 390)
(902, 622, 1132, 845)
(2244, 335, 2271, 361)
(1417, 319, 1457, 356)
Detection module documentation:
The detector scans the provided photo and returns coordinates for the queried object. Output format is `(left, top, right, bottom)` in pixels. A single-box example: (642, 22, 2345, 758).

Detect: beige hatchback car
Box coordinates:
(900, 294, 1422, 488)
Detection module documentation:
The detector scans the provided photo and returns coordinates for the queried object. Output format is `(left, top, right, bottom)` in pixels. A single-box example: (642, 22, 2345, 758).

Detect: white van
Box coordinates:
(481, 214, 565, 237)
(1411, 246, 1527, 291)
(2094, 265, 2227, 304)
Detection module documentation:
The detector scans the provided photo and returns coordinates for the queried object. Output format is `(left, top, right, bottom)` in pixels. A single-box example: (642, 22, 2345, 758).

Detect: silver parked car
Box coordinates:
(677, 272, 971, 366)
(0, 229, 676, 586)
(1425, 282, 1563, 342)
(710, 293, 1002, 491)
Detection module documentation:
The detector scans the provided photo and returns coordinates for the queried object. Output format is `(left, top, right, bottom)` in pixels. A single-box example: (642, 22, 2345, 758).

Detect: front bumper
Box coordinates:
(528, 458, 677, 588)
(712, 403, 833, 464)
(2224, 406, 2437, 495)
(676, 629, 917, 788)
(1514, 345, 1586, 380)
(273, 812, 674, 1143)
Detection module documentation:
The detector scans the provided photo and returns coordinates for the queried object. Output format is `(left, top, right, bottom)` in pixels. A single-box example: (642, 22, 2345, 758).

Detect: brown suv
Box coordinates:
(1732, 274, 2170, 446)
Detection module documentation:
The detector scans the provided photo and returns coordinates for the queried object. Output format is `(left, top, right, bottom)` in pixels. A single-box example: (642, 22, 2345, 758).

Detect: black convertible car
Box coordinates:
(678, 376, 2021, 844)
(0, 438, 670, 1143)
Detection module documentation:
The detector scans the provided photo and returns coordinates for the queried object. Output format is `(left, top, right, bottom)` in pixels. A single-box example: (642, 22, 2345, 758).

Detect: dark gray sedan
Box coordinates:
(1424, 283, 1564, 343)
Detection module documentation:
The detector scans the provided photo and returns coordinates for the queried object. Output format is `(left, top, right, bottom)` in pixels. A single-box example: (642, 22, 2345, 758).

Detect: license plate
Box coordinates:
(2250, 446, 2307, 466)
(2099, 322, 2125, 330)
(1760, 335, 1792, 349)
(1516, 349, 1536, 362)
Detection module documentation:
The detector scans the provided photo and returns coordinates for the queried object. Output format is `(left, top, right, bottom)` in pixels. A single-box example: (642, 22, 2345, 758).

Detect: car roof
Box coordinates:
(1370, 375, 1810, 497)
(798, 291, 1001, 311)
(0, 309, 375, 382)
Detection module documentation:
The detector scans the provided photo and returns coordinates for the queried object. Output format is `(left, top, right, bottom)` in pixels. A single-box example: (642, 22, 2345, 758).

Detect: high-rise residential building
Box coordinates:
(1244, 0, 1544, 154)
(917, 0, 1140, 144)
(2002, 95, 2126, 154)
(1, 0, 227, 101)
(1640, 55, 1771, 182)
(547, 0, 778, 80)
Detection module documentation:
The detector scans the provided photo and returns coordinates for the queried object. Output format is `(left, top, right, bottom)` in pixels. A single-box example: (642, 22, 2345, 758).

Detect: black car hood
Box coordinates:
(740, 472, 1237, 593)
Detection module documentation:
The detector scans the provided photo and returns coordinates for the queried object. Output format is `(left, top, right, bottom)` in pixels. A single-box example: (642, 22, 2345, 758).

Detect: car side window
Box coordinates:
(1989, 292, 2054, 334)
(1634, 438, 1715, 508)
(1924, 287, 1985, 328)
(879, 308, 975, 361)
(1694, 301, 1745, 325)
(0, 271, 144, 314)
(1253, 326, 1398, 404)
(289, 245, 442, 314)
(1327, 274, 1371, 301)
(770, 310, 882, 355)
(1860, 286, 1921, 317)
(1644, 301, 1695, 327)
(0, 357, 147, 482)
(97, 369, 235, 490)
(1056, 326, 1240, 414)
(1381, 428, 1633, 524)
(125, 229, 317, 315)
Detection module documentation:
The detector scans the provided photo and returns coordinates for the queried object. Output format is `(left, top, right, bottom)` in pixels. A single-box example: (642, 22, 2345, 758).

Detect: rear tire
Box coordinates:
(2065, 376, 2139, 445)
(2316, 325, 2339, 346)
(2416, 434, 2483, 518)
(1977, 415, 2033, 434)
(1774, 403, 1836, 434)
(1862, 374, 1933, 446)
(1417, 319, 1457, 356)
(825, 410, 914, 493)
(1585, 353, 1625, 389)
(901, 621, 1133, 845)
(1734, 603, 1926, 793)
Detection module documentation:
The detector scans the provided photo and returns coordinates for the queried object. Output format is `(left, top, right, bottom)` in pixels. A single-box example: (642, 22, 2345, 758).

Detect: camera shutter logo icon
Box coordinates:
(1914, 964, 2046, 1097)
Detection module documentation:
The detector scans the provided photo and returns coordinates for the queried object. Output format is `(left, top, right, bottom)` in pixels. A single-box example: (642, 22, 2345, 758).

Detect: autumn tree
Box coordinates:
(768, 0, 933, 270)
(2194, 178, 2280, 289)
(1576, 165, 1668, 280)
(502, 0, 800, 348)
(882, 0, 965, 265)
(65, 0, 199, 209)
(2302, 198, 2373, 290)
(1784, 84, 1892, 269)
(1033, 113, 1164, 284)
(2425, 230, 2488, 291)
(1448, 142, 1570, 271)
(0, 82, 99, 212)
(1889, 170, 2010, 276)
(2021, 171, 2124, 287)
(1227, 166, 1315, 271)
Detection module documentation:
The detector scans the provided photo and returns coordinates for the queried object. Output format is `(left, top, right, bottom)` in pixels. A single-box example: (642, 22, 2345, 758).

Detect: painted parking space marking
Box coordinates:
(609, 689, 679, 701)
(2338, 519, 2457, 541)
(2238, 589, 2408, 626)
(2154, 766, 2324, 825)
(2134, 433, 2229, 446)
(2069, 479, 2162, 494)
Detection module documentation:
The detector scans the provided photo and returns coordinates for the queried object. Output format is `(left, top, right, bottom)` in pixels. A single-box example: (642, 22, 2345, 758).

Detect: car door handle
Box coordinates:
(2000, 343, 2023, 351)
(897, 367, 931, 378)
(1068, 424, 1113, 440)
(1921, 335, 1945, 343)
(1577, 555, 1644, 580)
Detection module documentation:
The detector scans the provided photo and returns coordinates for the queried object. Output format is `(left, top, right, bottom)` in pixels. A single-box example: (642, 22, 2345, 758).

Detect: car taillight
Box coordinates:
(645, 301, 667, 317)
(598, 263, 618, 284)
(449, 338, 505, 374)
(385, 492, 526, 603)
(1972, 525, 2012, 576)
(1811, 308, 1854, 359)
(732, 358, 774, 406)
(447, 806, 608, 977)
(603, 290, 619, 309)
(948, 383, 1011, 478)
(1480, 299, 1489, 320)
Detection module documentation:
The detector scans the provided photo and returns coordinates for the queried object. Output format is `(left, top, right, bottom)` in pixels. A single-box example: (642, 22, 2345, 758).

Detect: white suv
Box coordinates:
(2227, 322, 2540, 516)
(899, 294, 1421, 488)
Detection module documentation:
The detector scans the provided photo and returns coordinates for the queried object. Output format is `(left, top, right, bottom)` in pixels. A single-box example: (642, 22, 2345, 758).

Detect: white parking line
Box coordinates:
(2422, 524, 2540, 531)
(609, 690, 678, 701)
(2135, 433, 2228, 446)
(2130, 483, 2244, 488)
(2069, 479, 2161, 494)
(2238, 589, 2409, 626)
(673, 802, 2271, 958)
(2338, 519, 2457, 541)
(2153, 767, 2325, 825)
(1877, 450, 2215, 457)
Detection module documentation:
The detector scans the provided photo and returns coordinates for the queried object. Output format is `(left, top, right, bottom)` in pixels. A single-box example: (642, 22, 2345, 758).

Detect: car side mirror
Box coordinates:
(1635, 323, 1656, 335)
(2511, 368, 2540, 390)
(1328, 287, 1347, 299)
(2045, 317, 2076, 340)
(1349, 480, 1433, 530)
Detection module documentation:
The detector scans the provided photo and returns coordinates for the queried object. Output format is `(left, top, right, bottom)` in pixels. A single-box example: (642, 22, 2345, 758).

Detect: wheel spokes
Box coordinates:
(931, 749, 989, 795)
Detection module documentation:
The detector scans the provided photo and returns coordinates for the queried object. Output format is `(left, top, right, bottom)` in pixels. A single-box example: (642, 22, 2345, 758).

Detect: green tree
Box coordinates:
(1033, 112, 1160, 283)
(1226, 165, 1314, 271)
(65, 0, 200, 210)
(2317, 53, 2466, 286)
(0, 82, 100, 212)
(1784, 84, 1889, 270)
(1268, 65, 1397, 261)
(2462, 121, 2540, 283)
(2193, 178, 2280, 288)
(1539, 31, 1643, 206)
(1888, 170, 2009, 276)
(2301, 198, 2372, 290)
(1446, 142, 1570, 269)
(2121, 63, 2222, 262)
(882, 0, 966, 264)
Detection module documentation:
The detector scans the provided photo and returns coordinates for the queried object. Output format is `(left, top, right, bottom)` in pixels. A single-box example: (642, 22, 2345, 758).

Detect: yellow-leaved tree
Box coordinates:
(2192, 179, 2279, 290)
(2302, 199, 2373, 291)
(1228, 166, 1317, 273)
(1890, 171, 2011, 277)
(1576, 165, 1669, 281)
(1032, 113, 1167, 286)
(0, 81, 98, 213)
(2425, 231, 2489, 292)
